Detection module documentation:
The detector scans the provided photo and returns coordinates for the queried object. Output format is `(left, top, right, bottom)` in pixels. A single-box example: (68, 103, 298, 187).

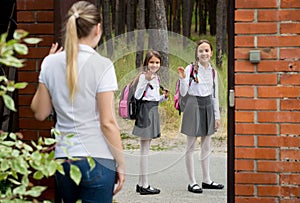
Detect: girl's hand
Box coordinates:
(163, 88, 169, 99)
(215, 119, 220, 131)
(177, 66, 186, 79)
(49, 42, 63, 55)
(145, 70, 155, 81)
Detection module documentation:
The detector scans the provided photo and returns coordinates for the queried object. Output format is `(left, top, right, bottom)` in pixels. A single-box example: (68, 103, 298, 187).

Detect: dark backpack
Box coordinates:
(174, 63, 216, 115)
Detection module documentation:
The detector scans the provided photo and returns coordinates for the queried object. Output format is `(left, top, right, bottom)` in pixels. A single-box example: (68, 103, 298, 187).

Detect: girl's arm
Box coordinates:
(97, 91, 125, 195)
(134, 74, 148, 99)
(31, 83, 53, 121)
(212, 70, 221, 129)
(178, 65, 190, 96)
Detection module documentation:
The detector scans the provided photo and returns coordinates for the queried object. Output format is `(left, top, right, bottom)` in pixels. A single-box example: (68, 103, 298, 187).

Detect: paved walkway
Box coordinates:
(114, 150, 227, 203)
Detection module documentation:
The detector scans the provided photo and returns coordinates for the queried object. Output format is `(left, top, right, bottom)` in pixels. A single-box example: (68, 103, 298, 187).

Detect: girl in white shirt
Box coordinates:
(133, 50, 168, 195)
(178, 39, 224, 194)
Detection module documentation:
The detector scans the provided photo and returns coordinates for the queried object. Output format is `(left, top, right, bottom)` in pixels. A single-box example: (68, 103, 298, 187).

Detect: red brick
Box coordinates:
(258, 10, 279, 22)
(235, 136, 254, 147)
(19, 129, 38, 141)
(235, 36, 255, 47)
(280, 186, 300, 198)
(235, 172, 277, 184)
(235, 197, 277, 203)
(37, 35, 55, 46)
(280, 74, 300, 85)
(281, 0, 300, 8)
(17, 0, 54, 10)
(281, 124, 300, 134)
(235, 86, 255, 97)
(280, 48, 300, 59)
(258, 36, 300, 47)
(257, 161, 300, 172)
(26, 47, 50, 59)
(235, 23, 277, 34)
(18, 95, 33, 106)
(279, 10, 300, 21)
(258, 136, 300, 148)
(235, 111, 255, 122)
(257, 186, 280, 196)
(235, 61, 255, 72)
(19, 107, 34, 118)
(258, 60, 300, 72)
(17, 11, 35, 22)
(235, 48, 277, 60)
(236, 99, 277, 110)
(19, 83, 37, 95)
(281, 149, 300, 161)
(19, 118, 53, 130)
(18, 72, 39, 83)
(258, 86, 300, 98)
(236, 123, 278, 135)
(22, 59, 37, 71)
(235, 184, 254, 195)
(280, 99, 300, 110)
(18, 23, 54, 35)
(236, 148, 277, 159)
(258, 112, 300, 123)
(236, 0, 277, 9)
(235, 74, 277, 85)
(281, 23, 300, 34)
(235, 160, 255, 171)
(280, 199, 300, 203)
(280, 174, 300, 185)
(235, 10, 255, 22)
(37, 11, 54, 22)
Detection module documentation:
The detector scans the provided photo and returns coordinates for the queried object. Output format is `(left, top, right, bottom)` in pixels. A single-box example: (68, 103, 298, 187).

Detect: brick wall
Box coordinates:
(16, 0, 56, 200)
(235, 0, 300, 202)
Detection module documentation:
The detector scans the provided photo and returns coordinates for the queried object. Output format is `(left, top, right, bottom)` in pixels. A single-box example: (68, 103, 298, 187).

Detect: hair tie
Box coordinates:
(73, 12, 79, 19)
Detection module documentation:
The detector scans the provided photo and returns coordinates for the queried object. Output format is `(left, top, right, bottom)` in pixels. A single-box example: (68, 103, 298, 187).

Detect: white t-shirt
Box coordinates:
(39, 44, 118, 159)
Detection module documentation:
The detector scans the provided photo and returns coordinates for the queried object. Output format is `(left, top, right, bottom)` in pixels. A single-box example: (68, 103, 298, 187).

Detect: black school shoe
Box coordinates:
(139, 186, 160, 195)
(136, 184, 141, 192)
(202, 181, 224, 189)
(188, 184, 203, 193)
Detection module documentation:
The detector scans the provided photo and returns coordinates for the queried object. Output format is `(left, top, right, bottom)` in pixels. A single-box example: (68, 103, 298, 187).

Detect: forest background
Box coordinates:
(93, 0, 229, 151)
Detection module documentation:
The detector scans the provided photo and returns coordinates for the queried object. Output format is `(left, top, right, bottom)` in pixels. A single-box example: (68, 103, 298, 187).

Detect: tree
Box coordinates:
(216, 0, 227, 68)
(102, 0, 113, 57)
(126, 0, 136, 44)
(136, 0, 145, 68)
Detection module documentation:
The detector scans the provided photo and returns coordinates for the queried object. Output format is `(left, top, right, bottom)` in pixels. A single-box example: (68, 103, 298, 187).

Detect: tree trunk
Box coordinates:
(136, 0, 145, 68)
(199, 0, 207, 35)
(182, 0, 193, 46)
(172, 0, 181, 34)
(102, 0, 113, 57)
(151, 0, 169, 83)
(209, 0, 217, 35)
(195, 0, 199, 33)
(148, 0, 157, 50)
(126, 0, 136, 44)
(216, 0, 227, 68)
(115, 0, 125, 36)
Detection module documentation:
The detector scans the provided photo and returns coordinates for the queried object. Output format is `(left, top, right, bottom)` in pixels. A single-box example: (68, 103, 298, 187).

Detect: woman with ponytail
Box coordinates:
(31, 1, 125, 202)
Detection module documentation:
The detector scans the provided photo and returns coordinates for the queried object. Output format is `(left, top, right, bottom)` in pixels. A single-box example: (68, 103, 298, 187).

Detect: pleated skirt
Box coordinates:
(181, 95, 215, 137)
(132, 101, 160, 140)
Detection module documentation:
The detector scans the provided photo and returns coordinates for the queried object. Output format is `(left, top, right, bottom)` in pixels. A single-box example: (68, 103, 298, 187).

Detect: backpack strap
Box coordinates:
(188, 63, 195, 86)
(212, 68, 216, 98)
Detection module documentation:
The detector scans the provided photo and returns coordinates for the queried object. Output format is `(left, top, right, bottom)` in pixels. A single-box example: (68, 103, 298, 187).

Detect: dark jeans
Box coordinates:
(55, 157, 116, 203)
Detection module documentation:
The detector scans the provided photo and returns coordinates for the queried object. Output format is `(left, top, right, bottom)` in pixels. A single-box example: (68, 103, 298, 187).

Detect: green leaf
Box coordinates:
(25, 186, 46, 197)
(70, 165, 81, 185)
(13, 185, 26, 195)
(2, 94, 16, 111)
(6, 39, 17, 46)
(55, 162, 65, 175)
(14, 43, 28, 55)
(14, 82, 28, 89)
(66, 133, 75, 138)
(0, 32, 8, 43)
(44, 138, 56, 145)
(0, 57, 24, 68)
(87, 157, 95, 171)
(9, 133, 17, 140)
(13, 29, 28, 40)
(1, 159, 10, 171)
(23, 38, 42, 44)
(8, 178, 21, 185)
(47, 161, 57, 176)
(33, 171, 44, 180)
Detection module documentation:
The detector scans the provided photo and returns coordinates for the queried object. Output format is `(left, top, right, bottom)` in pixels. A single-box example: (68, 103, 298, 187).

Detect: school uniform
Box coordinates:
(179, 63, 220, 137)
(132, 73, 166, 139)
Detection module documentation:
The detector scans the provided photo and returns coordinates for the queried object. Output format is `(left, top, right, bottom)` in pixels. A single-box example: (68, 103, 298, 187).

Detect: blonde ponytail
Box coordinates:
(65, 15, 79, 102)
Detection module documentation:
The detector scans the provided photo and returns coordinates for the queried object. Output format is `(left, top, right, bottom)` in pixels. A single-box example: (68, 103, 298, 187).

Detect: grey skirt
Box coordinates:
(181, 95, 215, 137)
(132, 101, 161, 140)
